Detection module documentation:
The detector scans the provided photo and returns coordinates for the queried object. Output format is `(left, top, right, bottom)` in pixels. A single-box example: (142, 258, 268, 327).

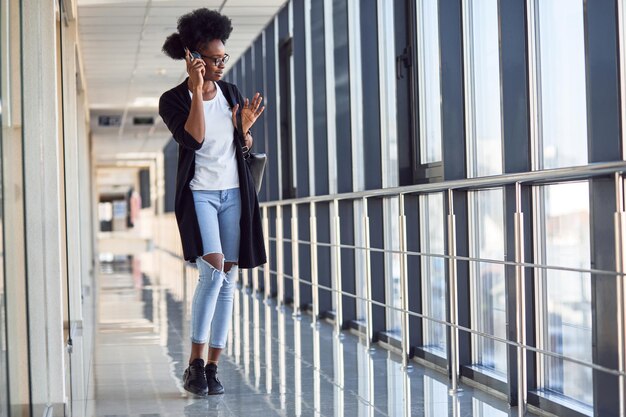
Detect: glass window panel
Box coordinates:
(535, 0, 588, 169)
(465, 0, 503, 177)
(419, 193, 446, 356)
(536, 182, 592, 406)
(354, 200, 368, 321)
(469, 189, 507, 377)
(417, 0, 442, 164)
(385, 197, 402, 333)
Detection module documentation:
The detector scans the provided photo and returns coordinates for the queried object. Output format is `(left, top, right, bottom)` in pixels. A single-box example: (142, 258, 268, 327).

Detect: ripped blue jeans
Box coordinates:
(190, 188, 241, 347)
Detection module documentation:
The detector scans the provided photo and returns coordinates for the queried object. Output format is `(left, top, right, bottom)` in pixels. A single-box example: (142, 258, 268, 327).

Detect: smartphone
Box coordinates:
(190, 51, 201, 61)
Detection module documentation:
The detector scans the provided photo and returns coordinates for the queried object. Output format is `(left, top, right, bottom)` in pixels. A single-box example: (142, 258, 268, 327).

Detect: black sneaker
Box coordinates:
(205, 362, 225, 395)
(183, 358, 208, 396)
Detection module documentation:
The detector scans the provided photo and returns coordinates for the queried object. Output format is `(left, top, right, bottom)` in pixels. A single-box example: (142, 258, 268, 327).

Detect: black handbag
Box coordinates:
(227, 84, 267, 194)
(245, 151, 267, 194)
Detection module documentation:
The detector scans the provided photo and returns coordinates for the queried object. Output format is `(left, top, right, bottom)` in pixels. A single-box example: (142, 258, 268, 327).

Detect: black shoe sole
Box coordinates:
(207, 388, 224, 395)
(184, 384, 209, 396)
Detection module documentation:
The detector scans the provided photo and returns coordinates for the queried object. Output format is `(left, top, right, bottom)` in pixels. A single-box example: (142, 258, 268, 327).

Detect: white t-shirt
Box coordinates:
(188, 83, 239, 191)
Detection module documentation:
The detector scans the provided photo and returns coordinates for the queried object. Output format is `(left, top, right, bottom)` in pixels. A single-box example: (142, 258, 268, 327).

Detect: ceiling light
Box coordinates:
(131, 97, 159, 107)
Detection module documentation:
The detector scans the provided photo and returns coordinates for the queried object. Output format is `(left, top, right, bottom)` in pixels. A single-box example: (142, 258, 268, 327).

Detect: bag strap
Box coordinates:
(237, 111, 244, 142)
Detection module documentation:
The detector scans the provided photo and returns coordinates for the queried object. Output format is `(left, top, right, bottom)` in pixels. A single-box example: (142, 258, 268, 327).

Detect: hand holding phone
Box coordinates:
(184, 48, 205, 89)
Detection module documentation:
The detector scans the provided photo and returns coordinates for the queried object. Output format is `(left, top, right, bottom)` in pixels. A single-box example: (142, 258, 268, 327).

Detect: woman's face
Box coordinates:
(196, 39, 228, 82)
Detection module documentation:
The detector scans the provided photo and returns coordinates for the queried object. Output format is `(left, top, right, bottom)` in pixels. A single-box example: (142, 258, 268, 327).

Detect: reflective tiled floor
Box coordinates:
(94, 261, 536, 417)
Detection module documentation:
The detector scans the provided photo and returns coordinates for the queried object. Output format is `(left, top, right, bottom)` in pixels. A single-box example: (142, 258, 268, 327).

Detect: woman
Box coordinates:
(159, 8, 266, 396)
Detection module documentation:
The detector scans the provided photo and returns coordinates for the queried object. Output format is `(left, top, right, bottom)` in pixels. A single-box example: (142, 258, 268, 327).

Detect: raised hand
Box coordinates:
(232, 92, 265, 134)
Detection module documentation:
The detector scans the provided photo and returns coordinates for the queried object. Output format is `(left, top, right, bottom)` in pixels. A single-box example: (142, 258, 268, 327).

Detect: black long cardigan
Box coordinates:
(158, 78, 267, 269)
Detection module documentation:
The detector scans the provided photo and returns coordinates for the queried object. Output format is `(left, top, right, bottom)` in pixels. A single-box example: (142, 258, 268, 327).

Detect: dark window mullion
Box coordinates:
(585, 2, 622, 416)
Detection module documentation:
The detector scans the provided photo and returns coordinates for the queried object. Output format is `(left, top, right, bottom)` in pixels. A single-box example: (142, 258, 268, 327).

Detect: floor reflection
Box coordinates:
(95, 259, 537, 417)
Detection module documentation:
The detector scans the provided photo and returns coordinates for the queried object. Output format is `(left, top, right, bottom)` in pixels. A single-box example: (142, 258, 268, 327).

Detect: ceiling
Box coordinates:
(77, 0, 286, 159)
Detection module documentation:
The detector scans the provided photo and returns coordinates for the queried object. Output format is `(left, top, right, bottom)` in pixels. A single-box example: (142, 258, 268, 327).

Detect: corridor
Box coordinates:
(0, 0, 624, 415)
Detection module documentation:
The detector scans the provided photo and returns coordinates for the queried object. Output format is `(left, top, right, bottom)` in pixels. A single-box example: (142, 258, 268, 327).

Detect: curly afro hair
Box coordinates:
(162, 8, 233, 60)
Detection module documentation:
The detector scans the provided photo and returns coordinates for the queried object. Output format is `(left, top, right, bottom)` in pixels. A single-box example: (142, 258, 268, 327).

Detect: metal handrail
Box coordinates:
(268, 237, 625, 278)
(259, 161, 626, 207)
